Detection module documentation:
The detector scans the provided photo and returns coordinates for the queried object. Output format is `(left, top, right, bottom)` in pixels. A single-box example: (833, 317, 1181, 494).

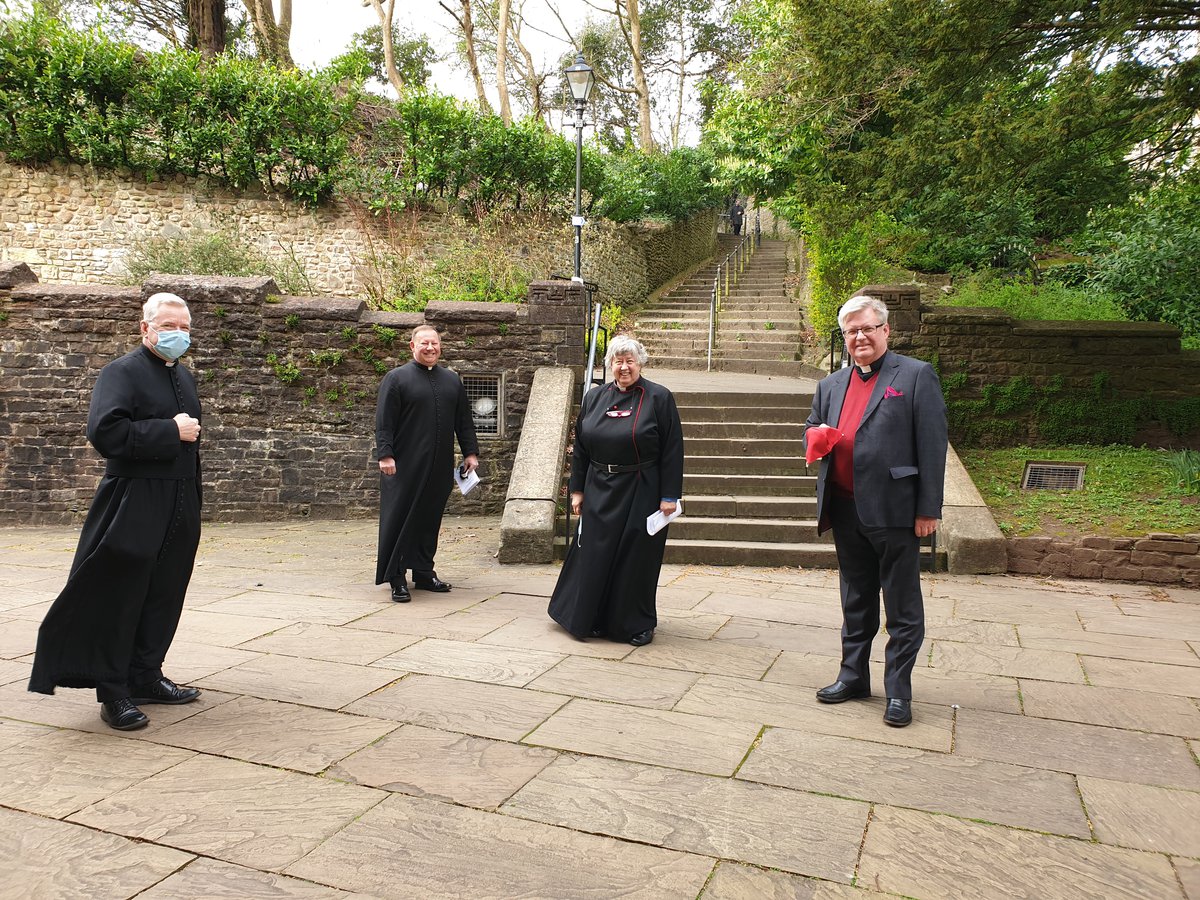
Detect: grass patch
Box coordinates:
(943, 272, 1128, 322)
(960, 444, 1200, 538)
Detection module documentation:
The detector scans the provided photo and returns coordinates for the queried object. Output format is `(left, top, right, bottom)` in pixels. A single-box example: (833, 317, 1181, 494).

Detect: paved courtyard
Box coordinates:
(1, 516, 1198, 899)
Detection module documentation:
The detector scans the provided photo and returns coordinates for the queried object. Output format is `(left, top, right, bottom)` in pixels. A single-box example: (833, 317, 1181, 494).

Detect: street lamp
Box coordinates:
(565, 53, 595, 283)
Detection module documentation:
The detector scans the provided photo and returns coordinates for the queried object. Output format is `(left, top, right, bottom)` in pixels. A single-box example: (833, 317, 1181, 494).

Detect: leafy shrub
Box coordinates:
(124, 226, 313, 295)
(1168, 450, 1200, 495)
(943, 271, 1128, 322)
(805, 211, 896, 335)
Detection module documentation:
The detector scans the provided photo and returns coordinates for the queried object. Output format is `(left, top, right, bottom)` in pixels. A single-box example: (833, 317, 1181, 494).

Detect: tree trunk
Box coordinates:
(187, 0, 226, 57)
(497, 0, 512, 125)
(624, 0, 656, 152)
(459, 0, 493, 113)
(368, 0, 405, 96)
(245, 0, 294, 67)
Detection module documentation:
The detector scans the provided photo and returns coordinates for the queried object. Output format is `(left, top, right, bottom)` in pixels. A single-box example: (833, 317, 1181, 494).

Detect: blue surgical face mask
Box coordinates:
(150, 325, 191, 360)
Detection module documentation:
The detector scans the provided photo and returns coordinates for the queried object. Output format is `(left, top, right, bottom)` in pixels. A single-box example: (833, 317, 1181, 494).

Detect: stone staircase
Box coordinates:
(636, 237, 806, 377)
(653, 373, 838, 568)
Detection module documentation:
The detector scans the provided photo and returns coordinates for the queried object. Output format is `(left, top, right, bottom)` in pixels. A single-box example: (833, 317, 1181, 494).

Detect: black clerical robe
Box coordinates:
(375, 361, 480, 584)
(29, 345, 202, 701)
(548, 377, 684, 640)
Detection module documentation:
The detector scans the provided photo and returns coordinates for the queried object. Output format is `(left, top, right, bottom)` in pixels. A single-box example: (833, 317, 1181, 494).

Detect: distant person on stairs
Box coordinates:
(729, 197, 745, 235)
(548, 335, 685, 647)
(804, 295, 948, 728)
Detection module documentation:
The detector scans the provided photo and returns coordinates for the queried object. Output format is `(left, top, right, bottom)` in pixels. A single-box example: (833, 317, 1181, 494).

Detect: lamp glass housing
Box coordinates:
(565, 54, 595, 103)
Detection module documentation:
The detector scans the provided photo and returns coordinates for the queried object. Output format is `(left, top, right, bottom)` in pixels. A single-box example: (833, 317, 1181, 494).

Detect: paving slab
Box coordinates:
(0, 728, 194, 818)
(694, 592, 841, 629)
(865, 805, 1184, 900)
(1081, 608, 1200, 641)
(147, 695, 397, 773)
(69, 754, 385, 871)
(137, 858, 358, 899)
(175, 607, 290, 646)
(344, 673, 569, 740)
(625, 633, 781, 678)
(1018, 621, 1200, 666)
(1177, 858, 1200, 900)
(195, 653, 401, 709)
(199, 591, 382, 626)
(737, 725, 1089, 837)
(0, 680, 234, 734)
(0, 716, 54, 751)
(1078, 776, 1200, 857)
(239, 621, 422, 665)
(511, 754, 866, 881)
(763, 649, 1022, 714)
(713, 617, 843, 655)
(526, 655, 701, 708)
(284, 793, 714, 899)
(930, 641, 1086, 682)
(0, 657, 31, 686)
(370, 637, 564, 686)
(700, 862, 884, 899)
(523, 697, 761, 776)
(1081, 655, 1200, 698)
(676, 673, 954, 752)
(0, 616, 38, 658)
(1019, 679, 1200, 737)
(475, 615, 635, 659)
(328, 723, 558, 809)
(0, 807, 193, 900)
(955, 708, 1200, 789)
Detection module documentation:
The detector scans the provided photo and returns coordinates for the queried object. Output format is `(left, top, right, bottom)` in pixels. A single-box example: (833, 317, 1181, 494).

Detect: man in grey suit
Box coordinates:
(804, 295, 948, 727)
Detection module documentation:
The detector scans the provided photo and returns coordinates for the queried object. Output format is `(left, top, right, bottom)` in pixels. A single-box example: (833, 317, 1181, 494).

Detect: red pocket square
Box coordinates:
(805, 426, 842, 464)
(884, 386, 903, 398)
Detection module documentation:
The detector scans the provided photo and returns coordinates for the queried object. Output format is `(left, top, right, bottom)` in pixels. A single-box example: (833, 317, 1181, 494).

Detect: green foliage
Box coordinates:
(332, 24, 436, 90)
(960, 445, 1200, 537)
(371, 325, 397, 347)
(264, 352, 301, 384)
(1085, 175, 1200, 343)
(124, 225, 313, 295)
(805, 211, 897, 334)
(310, 349, 344, 367)
(1168, 450, 1200, 495)
(943, 271, 1128, 322)
(0, 9, 356, 205)
(284, 314, 300, 329)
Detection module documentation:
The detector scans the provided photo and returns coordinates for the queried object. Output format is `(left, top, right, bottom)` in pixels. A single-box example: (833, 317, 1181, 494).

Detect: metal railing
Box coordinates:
(706, 229, 759, 371)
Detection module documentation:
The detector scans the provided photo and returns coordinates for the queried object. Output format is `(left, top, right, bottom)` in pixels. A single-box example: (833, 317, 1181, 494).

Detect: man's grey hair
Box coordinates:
(837, 295, 889, 330)
(605, 334, 649, 367)
(143, 292, 189, 322)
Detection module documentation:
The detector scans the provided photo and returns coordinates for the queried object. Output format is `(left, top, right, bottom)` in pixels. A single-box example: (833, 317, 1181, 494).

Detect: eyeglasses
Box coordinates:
(843, 324, 884, 338)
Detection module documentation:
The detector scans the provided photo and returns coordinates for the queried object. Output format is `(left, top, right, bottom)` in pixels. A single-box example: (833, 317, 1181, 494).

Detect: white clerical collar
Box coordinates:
(857, 363, 873, 374)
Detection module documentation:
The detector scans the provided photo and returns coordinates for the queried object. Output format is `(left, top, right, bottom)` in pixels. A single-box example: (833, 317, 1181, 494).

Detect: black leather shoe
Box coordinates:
(629, 629, 654, 646)
(816, 681, 870, 704)
(391, 582, 411, 602)
(413, 576, 452, 593)
(100, 698, 149, 730)
(131, 677, 200, 705)
(883, 698, 913, 727)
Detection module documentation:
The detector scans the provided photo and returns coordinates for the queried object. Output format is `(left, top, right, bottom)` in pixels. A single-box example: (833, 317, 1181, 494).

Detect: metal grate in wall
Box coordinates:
(463, 374, 502, 437)
(1021, 462, 1086, 491)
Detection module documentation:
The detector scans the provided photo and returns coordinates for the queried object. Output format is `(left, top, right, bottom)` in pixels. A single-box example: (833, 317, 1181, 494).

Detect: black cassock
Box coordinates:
(549, 377, 684, 640)
(375, 361, 479, 584)
(29, 345, 202, 702)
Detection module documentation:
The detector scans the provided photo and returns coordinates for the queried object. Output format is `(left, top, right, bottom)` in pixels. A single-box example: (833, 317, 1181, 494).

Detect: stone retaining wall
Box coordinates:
(1007, 534, 1200, 586)
(0, 263, 587, 525)
(0, 158, 716, 309)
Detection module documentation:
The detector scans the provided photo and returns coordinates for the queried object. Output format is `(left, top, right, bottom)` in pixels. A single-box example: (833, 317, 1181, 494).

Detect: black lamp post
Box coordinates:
(565, 53, 595, 283)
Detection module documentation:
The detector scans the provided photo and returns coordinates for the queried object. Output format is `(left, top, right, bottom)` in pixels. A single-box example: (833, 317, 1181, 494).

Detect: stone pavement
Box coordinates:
(1, 517, 1198, 900)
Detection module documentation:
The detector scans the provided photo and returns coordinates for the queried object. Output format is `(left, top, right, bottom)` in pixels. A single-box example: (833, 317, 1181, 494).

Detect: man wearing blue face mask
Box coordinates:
(29, 292, 204, 730)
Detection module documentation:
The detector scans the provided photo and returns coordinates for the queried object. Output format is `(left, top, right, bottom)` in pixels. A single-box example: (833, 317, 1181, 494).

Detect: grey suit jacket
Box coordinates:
(805, 351, 948, 533)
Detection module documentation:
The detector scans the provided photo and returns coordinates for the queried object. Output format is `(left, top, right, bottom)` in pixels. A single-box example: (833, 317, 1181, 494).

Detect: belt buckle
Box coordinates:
(606, 463, 619, 473)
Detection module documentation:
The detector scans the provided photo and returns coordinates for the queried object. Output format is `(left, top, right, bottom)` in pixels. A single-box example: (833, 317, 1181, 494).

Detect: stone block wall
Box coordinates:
(0, 158, 715, 310)
(1007, 534, 1200, 586)
(0, 265, 587, 525)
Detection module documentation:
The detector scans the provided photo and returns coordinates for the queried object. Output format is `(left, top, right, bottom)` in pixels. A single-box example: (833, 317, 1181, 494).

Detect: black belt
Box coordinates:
(591, 459, 656, 474)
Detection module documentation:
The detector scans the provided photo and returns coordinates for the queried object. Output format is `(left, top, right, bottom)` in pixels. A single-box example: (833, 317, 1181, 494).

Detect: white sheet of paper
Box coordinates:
(646, 500, 683, 536)
(454, 465, 480, 496)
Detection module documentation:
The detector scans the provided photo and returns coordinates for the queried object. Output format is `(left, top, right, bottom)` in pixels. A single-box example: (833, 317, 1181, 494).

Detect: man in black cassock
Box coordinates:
(29, 292, 204, 731)
(375, 325, 480, 602)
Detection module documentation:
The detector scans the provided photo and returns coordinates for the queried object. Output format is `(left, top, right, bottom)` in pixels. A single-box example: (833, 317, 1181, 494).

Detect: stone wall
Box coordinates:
(1007, 534, 1200, 586)
(0, 158, 717, 310)
(0, 263, 587, 525)
(855, 285, 1200, 446)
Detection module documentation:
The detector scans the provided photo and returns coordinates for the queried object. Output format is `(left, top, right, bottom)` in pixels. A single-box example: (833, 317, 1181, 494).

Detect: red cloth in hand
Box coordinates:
(805, 426, 842, 464)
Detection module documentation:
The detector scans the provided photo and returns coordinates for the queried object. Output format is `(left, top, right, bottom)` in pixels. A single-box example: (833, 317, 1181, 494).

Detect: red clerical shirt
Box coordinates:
(829, 369, 877, 496)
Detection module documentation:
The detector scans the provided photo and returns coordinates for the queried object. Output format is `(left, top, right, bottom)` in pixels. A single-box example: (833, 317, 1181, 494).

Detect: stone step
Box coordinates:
(684, 437, 804, 457)
(687, 455, 809, 475)
(679, 422, 807, 439)
(670, 516, 828, 543)
(685, 494, 818, 518)
(684, 472, 815, 496)
(675, 391, 813, 409)
(663, 539, 838, 567)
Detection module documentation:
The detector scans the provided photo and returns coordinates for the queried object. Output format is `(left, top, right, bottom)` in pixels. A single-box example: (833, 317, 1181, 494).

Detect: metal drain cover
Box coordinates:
(1021, 462, 1086, 490)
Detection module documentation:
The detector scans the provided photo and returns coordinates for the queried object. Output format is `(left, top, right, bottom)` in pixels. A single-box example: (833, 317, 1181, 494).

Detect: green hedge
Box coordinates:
(0, 11, 354, 206)
(0, 11, 725, 222)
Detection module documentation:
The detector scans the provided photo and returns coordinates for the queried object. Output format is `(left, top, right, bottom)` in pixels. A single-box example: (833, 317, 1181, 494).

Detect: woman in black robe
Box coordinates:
(548, 335, 684, 645)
